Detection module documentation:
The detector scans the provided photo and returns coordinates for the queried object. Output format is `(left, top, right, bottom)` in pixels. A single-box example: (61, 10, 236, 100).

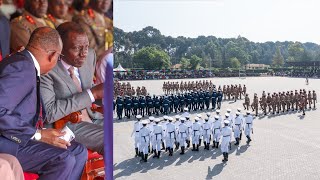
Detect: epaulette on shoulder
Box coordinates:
(11, 16, 23, 23)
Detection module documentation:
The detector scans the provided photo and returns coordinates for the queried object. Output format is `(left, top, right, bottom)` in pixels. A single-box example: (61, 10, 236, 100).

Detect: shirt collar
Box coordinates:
(61, 59, 72, 71)
(27, 50, 40, 76)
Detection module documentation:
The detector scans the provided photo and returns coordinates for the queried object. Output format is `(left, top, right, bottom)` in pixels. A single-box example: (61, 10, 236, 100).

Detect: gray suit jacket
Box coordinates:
(40, 49, 103, 124)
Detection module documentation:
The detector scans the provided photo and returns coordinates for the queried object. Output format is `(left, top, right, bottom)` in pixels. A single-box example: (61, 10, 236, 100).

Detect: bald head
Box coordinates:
(27, 27, 62, 74)
(28, 27, 62, 51)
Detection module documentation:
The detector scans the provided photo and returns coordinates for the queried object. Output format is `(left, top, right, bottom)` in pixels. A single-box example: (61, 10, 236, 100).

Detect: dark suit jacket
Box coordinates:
(0, 15, 10, 57)
(0, 50, 37, 155)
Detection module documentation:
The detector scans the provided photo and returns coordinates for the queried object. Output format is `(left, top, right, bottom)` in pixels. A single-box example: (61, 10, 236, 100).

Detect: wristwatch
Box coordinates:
(34, 129, 42, 141)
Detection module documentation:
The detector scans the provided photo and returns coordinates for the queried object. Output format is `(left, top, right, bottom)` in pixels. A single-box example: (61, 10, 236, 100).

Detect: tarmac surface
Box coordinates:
(114, 77, 320, 180)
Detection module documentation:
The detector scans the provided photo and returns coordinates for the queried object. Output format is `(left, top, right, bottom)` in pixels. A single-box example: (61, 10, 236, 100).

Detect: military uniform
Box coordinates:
(116, 96, 124, 119)
(73, 8, 113, 59)
(46, 14, 68, 28)
(10, 11, 54, 51)
(139, 120, 151, 162)
(221, 120, 232, 162)
(244, 112, 253, 144)
(152, 119, 163, 158)
(131, 115, 142, 157)
(166, 117, 176, 156)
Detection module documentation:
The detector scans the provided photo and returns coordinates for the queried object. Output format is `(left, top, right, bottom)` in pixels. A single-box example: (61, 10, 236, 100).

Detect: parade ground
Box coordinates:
(113, 77, 320, 180)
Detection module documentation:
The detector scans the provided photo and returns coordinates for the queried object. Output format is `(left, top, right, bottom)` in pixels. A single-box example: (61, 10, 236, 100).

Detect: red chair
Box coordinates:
(23, 172, 39, 180)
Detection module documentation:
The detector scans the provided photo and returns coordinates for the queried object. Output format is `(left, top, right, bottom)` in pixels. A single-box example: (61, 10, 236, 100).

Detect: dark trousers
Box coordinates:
(17, 140, 87, 180)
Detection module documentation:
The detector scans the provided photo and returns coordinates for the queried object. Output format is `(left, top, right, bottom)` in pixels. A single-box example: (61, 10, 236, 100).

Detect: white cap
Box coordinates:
(136, 115, 142, 119)
(227, 109, 231, 112)
(168, 117, 174, 121)
(197, 114, 202, 118)
(224, 120, 230, 124)
(236, 112, 240, 115)
(175, 115, 180, 119)
(195, 117, 200, 121)
(155, 118, 160, 123)
(246, 111, 251, 114)
(185, 114, 190, 118)
(216, 110, 221, 114)
(214, 115, 219, 120)
(180, 117, 186, 121)
(183, 107, 189, 111)
(204, 117, 209, 121)
(148, 116, 154, 121)
(225, 113, 230, 117)
(142, 120, 148, 124)
(206, 112, 211, 116)
(163, 115, 169, 120)
(237, 108, 241, 112)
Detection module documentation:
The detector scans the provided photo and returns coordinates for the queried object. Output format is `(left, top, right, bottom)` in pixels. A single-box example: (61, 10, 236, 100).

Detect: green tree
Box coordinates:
(189, 55, 202, 69)
(272, 47, 284, 67)
(288, 42, 304, 61)
(180, 57, 191, 69)
(133, 46, 171, 69)
(230, 57, 241, 68)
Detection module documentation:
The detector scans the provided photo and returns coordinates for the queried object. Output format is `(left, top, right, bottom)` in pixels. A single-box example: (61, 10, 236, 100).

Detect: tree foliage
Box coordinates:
(132, 46, 171, 70)
(114, 26, 320, 69)
(272, 47, 284, 67)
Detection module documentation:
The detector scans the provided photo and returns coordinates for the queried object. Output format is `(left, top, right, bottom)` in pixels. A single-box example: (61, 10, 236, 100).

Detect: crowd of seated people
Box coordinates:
(0, 0, 113, 179)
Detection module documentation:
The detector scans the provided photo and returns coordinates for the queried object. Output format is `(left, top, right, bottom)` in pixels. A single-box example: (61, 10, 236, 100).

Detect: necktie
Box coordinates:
(68, 67, 91, 122)
(35, 73, 43, 129)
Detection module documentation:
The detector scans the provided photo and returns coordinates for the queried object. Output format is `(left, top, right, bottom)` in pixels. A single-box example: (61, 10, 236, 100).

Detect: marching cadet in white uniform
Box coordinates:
(202, 117, 212, 150)
(237, 108, 244, 140)
(174, 115, 181, 149)
(178, 117, 189, 155)
(212, 115, 222, 148)
(233, 112, 243, 145)
(131, 115, 143, 157)
(216, 110, 223, 121)
(148, 116, 155, 153)
(244, 111, 254, 144)
(226, 109, 234, 128)
(182, 107, 190, 118)
(185, 114, 192, 148)
(191, 117, 201, 151)
(196, 114, 204, 146)
(224, 113, 232, 150)
(207, 112, 214, 143)
(152, 118, 163, 159)
(166, 117, 176, 156)
(139, 120, 151, 162)
(221, 120, 232, 162)
(161, 116, 169, 151)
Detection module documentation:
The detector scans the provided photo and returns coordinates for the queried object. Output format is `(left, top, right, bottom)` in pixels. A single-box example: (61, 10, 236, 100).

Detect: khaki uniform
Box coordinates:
(10, 11, 55, 51)
(73, 9, 113, 59)
(46, 14, 69, 28)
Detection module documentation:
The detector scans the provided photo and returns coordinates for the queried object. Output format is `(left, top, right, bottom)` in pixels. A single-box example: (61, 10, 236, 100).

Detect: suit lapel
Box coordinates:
(55, 60, 79, 93)
(78, 60, 91, 90)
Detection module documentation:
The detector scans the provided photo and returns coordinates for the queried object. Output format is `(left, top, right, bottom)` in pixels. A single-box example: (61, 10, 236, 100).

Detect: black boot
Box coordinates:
(161, 141, 165, 150)
(165, 147, 168, 152)
(234, 138, 239, 145)
(246, 135, 251, 143)
(180, 146, 185, 155)
(216, 142, 219, 148)
(222, 152, 226, 162)
(212, 141, 216, 148)
(144, 154, 148, 162)
(199, 139, 202, 147)
(140, 153, 144, 162)
(187, 140, 190, 148)
(148, 146, 151, 153)
(226, 153, 229, 161)
(157, 151, 161, 158)
(175, 142, 180, 150)
(196, 144, 199, 151)
(169, 148, 173, 156)
(153, 150, 158, 158)
(240, 133, 242, 140)
(135, 148, 139, 157)
(192, 144, 196, 151)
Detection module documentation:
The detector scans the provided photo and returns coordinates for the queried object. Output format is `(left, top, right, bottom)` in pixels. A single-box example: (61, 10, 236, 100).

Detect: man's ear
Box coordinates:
(48, 51, 58, 62)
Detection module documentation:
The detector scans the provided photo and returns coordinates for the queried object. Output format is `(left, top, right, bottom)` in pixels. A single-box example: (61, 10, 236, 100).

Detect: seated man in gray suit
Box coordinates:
(40, 22, 104, 155)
